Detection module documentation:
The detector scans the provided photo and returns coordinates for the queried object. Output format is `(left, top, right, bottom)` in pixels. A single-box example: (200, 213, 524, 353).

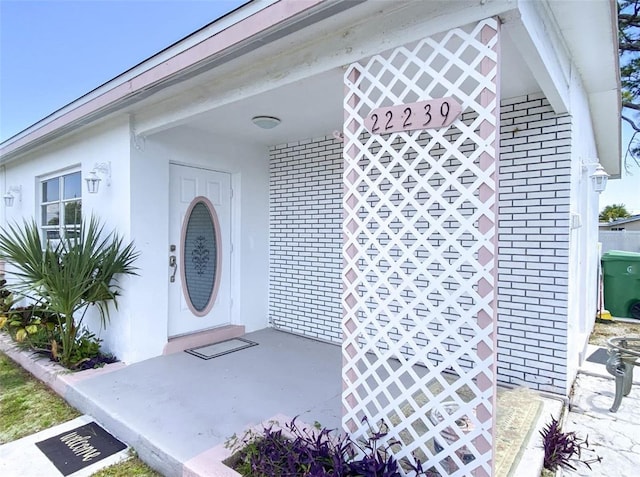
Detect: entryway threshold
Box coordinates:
(163, 325, 245, 355)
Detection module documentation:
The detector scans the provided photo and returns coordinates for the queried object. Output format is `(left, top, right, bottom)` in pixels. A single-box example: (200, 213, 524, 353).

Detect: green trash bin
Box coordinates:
(601, 250, 640, 319)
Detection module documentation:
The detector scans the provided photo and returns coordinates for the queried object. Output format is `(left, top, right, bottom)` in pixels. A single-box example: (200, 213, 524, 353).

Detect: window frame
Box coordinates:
(39, 168, 83, 243)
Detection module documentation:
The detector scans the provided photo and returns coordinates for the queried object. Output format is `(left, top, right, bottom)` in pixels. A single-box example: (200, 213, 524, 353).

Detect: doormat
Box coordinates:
(185, 337, 258, 360)
(586, 347, 609, 365)
(35, 421, 127, 476)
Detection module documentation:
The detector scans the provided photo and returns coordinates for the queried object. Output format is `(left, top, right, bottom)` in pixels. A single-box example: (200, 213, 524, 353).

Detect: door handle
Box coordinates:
(169, 255, 177, 283)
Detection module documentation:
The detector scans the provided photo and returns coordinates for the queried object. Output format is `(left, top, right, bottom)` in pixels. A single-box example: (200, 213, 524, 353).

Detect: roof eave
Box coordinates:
(1, 0, 365, 164)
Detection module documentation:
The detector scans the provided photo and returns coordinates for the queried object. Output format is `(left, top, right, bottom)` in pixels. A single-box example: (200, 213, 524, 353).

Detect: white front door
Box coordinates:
(168, 164, 232, 337)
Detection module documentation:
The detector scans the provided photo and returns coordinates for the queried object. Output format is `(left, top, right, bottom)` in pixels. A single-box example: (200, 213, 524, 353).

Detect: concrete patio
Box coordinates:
(2, 329, 342, 476)
(0, 328, 562, 477)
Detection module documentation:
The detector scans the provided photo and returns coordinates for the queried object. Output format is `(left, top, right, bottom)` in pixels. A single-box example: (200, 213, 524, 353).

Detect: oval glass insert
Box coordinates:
(182, 197, 221, 315)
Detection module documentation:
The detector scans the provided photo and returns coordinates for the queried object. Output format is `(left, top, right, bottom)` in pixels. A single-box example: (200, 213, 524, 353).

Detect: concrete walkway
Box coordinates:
(1, 329, 343, 477)
(6, 330, 635, 477)
(561, 344, 640, 476)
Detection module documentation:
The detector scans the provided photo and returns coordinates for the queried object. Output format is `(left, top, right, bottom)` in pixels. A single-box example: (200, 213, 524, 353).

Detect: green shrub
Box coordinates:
(0, 216, 139, 368)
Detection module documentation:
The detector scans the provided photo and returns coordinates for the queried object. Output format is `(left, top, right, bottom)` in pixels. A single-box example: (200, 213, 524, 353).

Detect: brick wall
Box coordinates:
(497, 93, 571, 394)
(269, 94, 572, 394)
(269, 136, 343, 343)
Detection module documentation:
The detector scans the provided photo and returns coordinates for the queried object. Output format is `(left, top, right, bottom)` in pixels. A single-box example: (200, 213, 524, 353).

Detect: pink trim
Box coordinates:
(0, 0, 325, 158)
(342, 66, 360, 434)
(180, 196, 223, 318)
(163, 325, 244, 355)
(474, 19, 501, 477)
(0, 333, 126, 399)
(182, 414, 302, 477)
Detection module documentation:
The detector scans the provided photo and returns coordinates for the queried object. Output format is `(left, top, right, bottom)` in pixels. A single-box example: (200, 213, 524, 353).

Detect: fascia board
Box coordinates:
(590, 89, 622, 179)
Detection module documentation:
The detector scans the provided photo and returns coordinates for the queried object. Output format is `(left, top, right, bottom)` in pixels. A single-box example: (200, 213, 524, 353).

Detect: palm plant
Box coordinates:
(0, 216, 139, 367)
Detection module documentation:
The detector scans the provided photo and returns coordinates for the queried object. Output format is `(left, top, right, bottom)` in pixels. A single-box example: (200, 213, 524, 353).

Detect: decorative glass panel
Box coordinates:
(63, 172, 82, 199)
(183, 200, 219, 313)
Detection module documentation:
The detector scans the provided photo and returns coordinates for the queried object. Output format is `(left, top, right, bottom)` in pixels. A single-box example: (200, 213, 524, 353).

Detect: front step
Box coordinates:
(162, 325, 245, 355)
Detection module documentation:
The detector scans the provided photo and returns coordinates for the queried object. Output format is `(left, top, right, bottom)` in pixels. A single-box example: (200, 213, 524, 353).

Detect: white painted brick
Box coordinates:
(497, 94, 570, 394)
(270, 135, 343, 343)
(271, 95, 572, 395)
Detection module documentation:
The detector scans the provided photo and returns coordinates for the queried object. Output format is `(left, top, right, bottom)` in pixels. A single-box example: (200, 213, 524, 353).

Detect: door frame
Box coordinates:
(168, 161, 240, 335)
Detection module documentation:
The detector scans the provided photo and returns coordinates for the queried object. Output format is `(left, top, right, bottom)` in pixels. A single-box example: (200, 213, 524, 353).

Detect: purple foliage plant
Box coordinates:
(539, 415, 602, 472)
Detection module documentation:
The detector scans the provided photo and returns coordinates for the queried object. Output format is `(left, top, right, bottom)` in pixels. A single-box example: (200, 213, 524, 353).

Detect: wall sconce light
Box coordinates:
(3, 185, 21, 207)
(590, 164, 609, 193)
(251, 116, 281, 129)
(85, 162, 111, 194)
(582, 161, 609, 194)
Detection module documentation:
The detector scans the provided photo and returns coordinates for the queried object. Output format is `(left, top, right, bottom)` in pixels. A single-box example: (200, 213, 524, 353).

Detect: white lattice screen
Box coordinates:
(342, 18, 499, 477)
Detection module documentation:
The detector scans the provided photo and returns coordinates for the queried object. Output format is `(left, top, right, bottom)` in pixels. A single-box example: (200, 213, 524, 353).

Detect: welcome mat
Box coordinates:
(35, 421, 127, 476)
(185, 337, 258, 360)
(494, 387, 542, 477)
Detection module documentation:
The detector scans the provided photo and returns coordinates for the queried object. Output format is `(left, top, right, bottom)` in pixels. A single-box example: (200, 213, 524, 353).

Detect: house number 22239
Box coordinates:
(364, 97, 462, 135)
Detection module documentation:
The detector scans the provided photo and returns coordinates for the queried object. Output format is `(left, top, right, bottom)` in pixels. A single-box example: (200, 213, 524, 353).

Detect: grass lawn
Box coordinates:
(0, 352, 80, 443)
(0, 351, 162, 476)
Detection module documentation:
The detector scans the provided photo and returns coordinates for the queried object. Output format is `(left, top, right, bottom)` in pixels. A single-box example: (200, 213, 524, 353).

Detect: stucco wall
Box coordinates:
(128, 126, 270, 363)
(599, 231, 640, 254)
(1, 120, 270, 365)
(566, 69, 603, 389)
(0, 118, 134, 358)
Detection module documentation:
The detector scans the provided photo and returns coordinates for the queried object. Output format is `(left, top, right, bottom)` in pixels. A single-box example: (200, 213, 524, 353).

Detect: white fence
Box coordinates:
(599, 231, 640, 255)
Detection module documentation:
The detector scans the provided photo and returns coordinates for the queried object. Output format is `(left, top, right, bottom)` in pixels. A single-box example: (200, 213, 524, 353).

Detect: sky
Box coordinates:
(0, 0, 246, 140)
(0, 0, 639, 213)
(601, 121, 640, 214)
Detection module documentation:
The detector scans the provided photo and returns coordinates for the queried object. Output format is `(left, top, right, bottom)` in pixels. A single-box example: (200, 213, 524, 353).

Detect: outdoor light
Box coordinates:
(3, 185, 21, 207)
(85, 162, 111, 194)
(251, 116, 281, 129)
(582, 161, 609, 194)
(590, 164, 609, 194)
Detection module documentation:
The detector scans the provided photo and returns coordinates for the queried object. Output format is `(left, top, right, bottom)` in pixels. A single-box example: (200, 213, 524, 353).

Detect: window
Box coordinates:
(41, 171, 82, 241)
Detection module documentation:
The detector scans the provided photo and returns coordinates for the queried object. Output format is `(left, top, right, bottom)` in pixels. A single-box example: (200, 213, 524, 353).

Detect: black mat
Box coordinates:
(35, 421, 126, 476)
(586, 347, 609, 364)
(185, 337, 258, 360)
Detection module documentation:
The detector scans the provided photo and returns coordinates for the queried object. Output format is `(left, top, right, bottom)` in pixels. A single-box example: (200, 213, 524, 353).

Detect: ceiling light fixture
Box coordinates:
(251, 116, 281, 129)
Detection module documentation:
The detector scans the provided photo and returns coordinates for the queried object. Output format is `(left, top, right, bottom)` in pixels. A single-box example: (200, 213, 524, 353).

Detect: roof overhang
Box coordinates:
(547, 0, 621, 178)
(0, 0, 365, 163)
(1, 0, 622, 176)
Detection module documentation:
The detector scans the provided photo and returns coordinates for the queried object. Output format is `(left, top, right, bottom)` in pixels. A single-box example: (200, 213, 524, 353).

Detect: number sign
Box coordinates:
(364, 97, 462, 135)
